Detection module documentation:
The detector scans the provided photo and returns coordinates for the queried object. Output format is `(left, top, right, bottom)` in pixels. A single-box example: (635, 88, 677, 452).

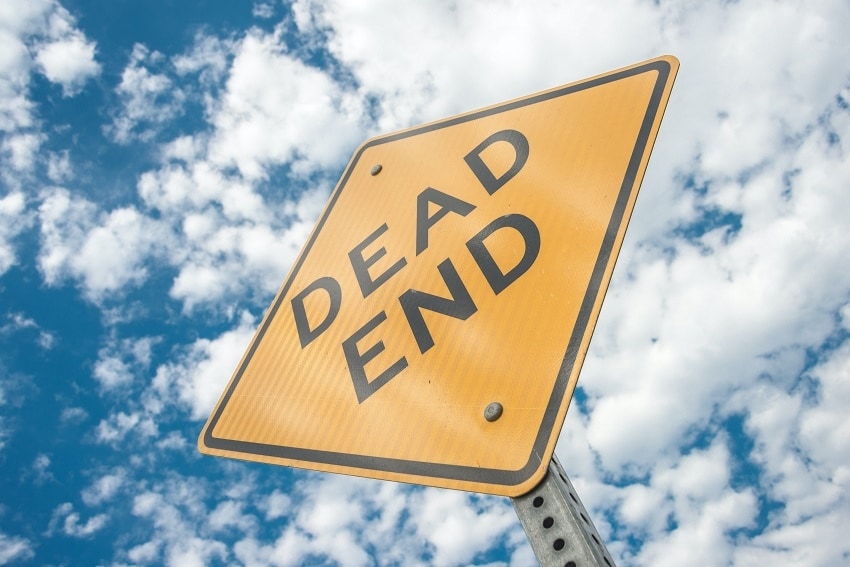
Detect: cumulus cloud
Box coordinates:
(151, 313, 257, 420)
(0, 361, 34, 454)
(34, 30, 100, 95)
(0, 31, 34, 133)
(0, 132, 43, 173)
(81, 469, 127, 507)
(38, 188, 174, 302)
(410, 489, 518, 566)
(24, 21, 364, 315)
(168, 213, 314, 311)
(801, 342, 850, 473)
(206, 28, 365, 179)
(7, 0, 849, 565)
(252, 2, 276, 19)
(48, 502, 109, 538)
(172, 33, 233, 89)
(107, 44, 185, 144)
(93, 335, 159, 391)
(208, 500, 256, 533)
(46, 149, 72, 182)
(95, 411, 157, 445)
(0, 192, 29, 275)
(59, 406, 88, 425)
(233, 474, 522, 567)
(260, 490, 292, 521)
(580, 78, 850, 471)
(0, 0, 99, 189)
(136, 157, 326, 311)
(128, 478, 228, 566)
(31, 453, 54, 485)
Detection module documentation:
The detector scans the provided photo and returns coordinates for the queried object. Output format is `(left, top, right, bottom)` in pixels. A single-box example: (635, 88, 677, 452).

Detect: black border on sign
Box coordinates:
(203, 59, 673, 488)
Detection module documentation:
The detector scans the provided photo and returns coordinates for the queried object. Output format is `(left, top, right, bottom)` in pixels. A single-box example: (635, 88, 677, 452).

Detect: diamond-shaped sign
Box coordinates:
(199, 56, 678, 496)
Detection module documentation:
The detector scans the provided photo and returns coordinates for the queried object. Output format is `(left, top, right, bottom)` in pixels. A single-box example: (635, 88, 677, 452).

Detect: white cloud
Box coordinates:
(0, 362, 32, 453)
(635, 489, 756, 567)
(0, 28, 34, 132)
(261, 490, 292, 521)
(137, 162, 265, 221)
(733, 505, 850, 565)
(31, 453, 54, 484)
(168, 215, 313, 311)
(134, 148, 325, 311)
(46, 149, 72, 182)
(34, 31, 100, 96)
(95, 411, 157, 444)
(48, 502, 109, 538)
(156, 431, 188, 451)
(0, 0, 52, 35)
(59, 406, 87, 424)
(166, 537, 228, 567)
(295, 0, 663, 130)
(206, 29, 365, 179)
(252, 2, 275, 19)
(151, 313, 256, 419)
(0, 0, 98, 190)
(0, 131, 43, 172)
(107, 44, 185, 144)
(82, 469, 126, 506)
(145, 167, 323, 310)
(581, 86, 850, 472)
(0, 192, 28, 275)
(93, 335, 159, 391)
(0, 532, 34, 564)
(172, 33, 233, 88)
(0, 420, 7, 453)
(722, 345, 850, 566)
(159, 135, 204, 163)
(0, 313, 37, 335)
(208, 500, 256, 532)
(38, 188, 174, 302)
(23, 23, 365, 313)
(127, 539, 161, 563)
(410, 488, 517, 567)
(1, 0, 99, 113)
(231, 473, 521, 567)
(800, 342, 850, 476)
(93, 356, 133, 390)
(129, 479, 229, 566)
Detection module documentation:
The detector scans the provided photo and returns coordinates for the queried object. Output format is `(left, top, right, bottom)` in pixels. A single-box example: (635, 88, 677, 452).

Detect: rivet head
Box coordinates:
(370, 164, 382, 176)
(484, 402, 503, 422)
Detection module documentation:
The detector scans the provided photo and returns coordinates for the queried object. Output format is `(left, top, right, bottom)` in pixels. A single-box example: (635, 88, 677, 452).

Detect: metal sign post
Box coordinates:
(512, 456, 615, 566)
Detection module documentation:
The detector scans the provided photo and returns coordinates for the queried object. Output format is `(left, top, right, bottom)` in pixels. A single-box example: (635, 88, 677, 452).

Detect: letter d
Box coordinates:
(463, 129, 530, 195)
(466, 214, 540, 295)
(291, 276, 342, 348)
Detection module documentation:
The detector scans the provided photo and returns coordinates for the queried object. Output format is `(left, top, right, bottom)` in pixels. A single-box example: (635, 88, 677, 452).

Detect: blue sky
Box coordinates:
(1, 0, 850, 565)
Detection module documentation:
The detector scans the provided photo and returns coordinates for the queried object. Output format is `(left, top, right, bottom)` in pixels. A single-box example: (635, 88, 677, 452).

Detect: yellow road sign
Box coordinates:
(199, 56, 678, 496)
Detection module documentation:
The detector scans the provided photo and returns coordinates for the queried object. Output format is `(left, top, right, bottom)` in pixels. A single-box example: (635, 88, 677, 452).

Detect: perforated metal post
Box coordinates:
(512, 456, 616, 567)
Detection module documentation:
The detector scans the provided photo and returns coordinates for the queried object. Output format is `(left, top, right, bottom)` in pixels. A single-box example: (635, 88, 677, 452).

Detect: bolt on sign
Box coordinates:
(199, 56, 679, 497)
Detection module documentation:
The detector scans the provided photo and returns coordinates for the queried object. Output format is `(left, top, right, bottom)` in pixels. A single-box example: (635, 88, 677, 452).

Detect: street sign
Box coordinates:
(199, 56, 678, 496)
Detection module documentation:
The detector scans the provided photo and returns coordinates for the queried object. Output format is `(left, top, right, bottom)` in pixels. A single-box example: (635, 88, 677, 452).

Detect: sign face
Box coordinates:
(199, 56, 678, 496)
